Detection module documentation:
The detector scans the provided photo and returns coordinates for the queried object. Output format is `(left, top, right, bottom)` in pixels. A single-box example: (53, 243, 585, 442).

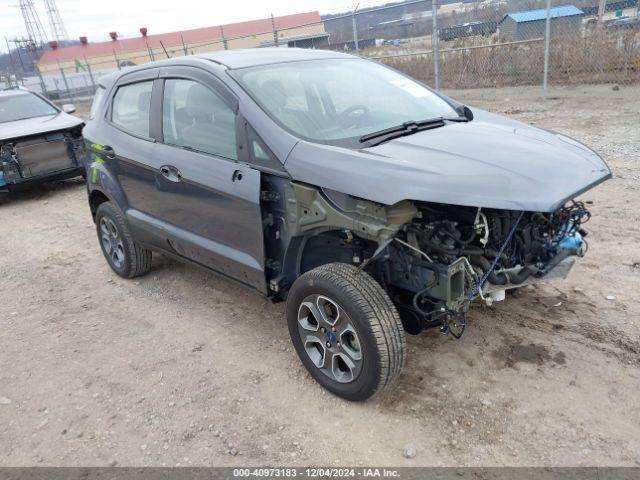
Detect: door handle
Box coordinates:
(232, 169, 244, 182)
(160, 165, 182, 182)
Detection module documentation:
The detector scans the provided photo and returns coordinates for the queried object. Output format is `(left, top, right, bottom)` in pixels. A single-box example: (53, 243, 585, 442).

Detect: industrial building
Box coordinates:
(498, 5, 585, 41)
(37, 11, 327, 75)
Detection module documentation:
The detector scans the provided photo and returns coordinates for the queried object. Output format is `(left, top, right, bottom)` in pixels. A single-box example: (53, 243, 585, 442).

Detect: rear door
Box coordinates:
(144, 66, 266, 293)
(97, 69, 159, 216)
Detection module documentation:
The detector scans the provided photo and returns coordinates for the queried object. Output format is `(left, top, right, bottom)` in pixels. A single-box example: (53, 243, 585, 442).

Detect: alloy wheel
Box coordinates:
(99, 216, 125, 269)
(297, 294, 363, 383)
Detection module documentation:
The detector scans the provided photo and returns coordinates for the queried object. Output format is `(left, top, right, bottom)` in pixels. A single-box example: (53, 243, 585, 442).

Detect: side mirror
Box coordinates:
(456, 105, 474, 121)
(62, 103, 76, 114)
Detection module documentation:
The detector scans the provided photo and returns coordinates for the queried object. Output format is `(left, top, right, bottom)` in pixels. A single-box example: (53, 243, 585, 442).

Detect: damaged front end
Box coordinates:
(266, 177, 592, 339)
(0, 126, 85, 190)
(380, 201, 591, 337)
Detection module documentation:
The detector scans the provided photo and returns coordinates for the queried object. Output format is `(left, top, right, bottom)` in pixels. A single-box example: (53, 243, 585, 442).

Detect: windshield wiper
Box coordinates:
(359, 116, 468, 146)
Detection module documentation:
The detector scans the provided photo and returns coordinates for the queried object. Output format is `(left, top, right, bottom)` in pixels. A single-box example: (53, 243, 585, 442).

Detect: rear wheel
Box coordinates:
(95, 201, 152, 278)
(287, 263, 406, 401)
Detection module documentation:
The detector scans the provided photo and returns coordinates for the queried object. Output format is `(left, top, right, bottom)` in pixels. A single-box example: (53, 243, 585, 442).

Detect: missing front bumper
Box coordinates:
(482, 256, 577, 294)
(1, 132, 84, 186)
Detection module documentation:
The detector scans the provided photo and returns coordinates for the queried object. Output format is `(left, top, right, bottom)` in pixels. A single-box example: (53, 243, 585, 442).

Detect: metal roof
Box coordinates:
(501, 5, 585, 24)
(38, 11, 322, 65)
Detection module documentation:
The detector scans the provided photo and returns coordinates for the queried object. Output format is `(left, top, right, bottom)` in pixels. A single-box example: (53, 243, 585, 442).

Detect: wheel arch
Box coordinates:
(277, 229, 378, 298)
(89, 189, 110, 219)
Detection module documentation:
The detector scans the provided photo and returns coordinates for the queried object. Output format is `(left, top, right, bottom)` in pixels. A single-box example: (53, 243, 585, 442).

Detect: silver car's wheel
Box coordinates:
(297, 294, 363, 384)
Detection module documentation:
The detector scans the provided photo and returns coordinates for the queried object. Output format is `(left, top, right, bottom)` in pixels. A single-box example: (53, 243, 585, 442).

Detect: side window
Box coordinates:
(246, 124, 285, 172)
(111, 81, 153, 137)
(162, 79, 237, 160)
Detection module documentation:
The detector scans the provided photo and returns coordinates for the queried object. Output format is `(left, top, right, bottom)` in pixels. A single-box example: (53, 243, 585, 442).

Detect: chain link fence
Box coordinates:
(6, 0, 637, 106)
(342, 0, 639, 90)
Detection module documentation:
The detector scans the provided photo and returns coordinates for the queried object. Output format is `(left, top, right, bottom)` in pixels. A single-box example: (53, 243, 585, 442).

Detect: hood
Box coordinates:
(284, 109, 611, 212)
(0, 112, 83, 143)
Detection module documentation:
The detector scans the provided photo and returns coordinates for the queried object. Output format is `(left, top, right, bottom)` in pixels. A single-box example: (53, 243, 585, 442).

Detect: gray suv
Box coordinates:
(83, 48, 610, 401)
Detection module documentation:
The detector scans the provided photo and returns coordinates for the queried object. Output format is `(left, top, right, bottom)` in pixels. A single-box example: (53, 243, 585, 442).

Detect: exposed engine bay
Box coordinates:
(262, 177, 593, 339)
(378, 201, 591, 337)
(0, 126, 85, 189)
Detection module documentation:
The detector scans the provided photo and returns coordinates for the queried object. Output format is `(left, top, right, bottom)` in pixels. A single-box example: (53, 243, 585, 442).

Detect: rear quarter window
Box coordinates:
(111, 81, 153, 137)
(89, 86, 105, 120)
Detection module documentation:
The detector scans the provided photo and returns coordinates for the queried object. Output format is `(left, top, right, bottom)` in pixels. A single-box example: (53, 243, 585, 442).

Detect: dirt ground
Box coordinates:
(0, 83, 639, 467)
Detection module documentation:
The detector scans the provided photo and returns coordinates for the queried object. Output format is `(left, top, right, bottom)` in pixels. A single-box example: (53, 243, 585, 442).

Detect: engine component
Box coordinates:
(382, 200, 591, 337)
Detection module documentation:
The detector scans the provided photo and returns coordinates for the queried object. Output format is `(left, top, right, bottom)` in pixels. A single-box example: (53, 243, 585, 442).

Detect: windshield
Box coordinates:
(230, 58, 458, 146)
(0, 92, 58, 123)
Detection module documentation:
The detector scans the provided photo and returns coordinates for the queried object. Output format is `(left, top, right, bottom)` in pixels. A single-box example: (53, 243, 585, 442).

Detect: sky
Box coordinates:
(0, 0, 381, 53)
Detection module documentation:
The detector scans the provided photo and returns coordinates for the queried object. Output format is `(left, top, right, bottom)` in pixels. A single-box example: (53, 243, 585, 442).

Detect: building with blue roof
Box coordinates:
(499, 5, 585, 41)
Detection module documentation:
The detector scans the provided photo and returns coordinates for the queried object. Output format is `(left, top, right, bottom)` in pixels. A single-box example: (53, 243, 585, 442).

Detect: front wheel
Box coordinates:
(287, 263, 406, 401)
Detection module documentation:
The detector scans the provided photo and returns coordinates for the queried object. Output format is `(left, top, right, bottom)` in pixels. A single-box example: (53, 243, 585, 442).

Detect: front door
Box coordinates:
(138, 68, 266, 293)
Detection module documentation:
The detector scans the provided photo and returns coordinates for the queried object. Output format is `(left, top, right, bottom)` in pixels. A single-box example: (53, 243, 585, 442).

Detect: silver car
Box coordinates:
(0, 88, 84, 192)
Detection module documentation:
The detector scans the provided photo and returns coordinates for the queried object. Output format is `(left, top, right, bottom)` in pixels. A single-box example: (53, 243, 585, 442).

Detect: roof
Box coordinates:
(95, 48, 355, 87)
(0, 89, 31, 98)
(197, 47, 351, 69)
(38, 11, 321, 65)
(500, 5, 585, 24)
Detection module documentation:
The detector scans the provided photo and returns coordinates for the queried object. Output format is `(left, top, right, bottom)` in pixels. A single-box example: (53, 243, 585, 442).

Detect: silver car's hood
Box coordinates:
(0, 112, 83, 142)
(285, 109, 611, 212)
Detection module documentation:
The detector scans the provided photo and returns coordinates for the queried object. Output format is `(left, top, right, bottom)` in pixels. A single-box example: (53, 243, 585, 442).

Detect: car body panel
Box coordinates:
(283, 108, 611, 212)
(0, 111, 83, 142)
(1, 90, 85, 189)
(84, 64, 267, 293)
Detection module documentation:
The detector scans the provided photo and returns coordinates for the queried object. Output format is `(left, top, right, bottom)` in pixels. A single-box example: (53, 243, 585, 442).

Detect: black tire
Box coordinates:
(287, 263, 406, 401)
(95, 201, 152, 278)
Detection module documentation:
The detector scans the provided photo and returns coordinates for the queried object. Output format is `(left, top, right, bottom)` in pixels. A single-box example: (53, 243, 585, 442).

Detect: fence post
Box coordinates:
(271, 14, 279, 47)
(35, 65, 48, 98)
(57, 60, 75, 104)
(181, 34, 188, 56)
(220, 26, 228, 50)
(597, 0, 606, 23)
(352, 3, 360, 52)
(542, 0, 551, 96)
(84, 56, 96, 93)
(113, 49, 121, 70)
(432, 0, 440, 90)
(5, 37, 20, 87)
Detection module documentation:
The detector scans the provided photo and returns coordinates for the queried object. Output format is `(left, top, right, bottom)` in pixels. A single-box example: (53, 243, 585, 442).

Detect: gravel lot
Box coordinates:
(0, 83, 639, 467)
